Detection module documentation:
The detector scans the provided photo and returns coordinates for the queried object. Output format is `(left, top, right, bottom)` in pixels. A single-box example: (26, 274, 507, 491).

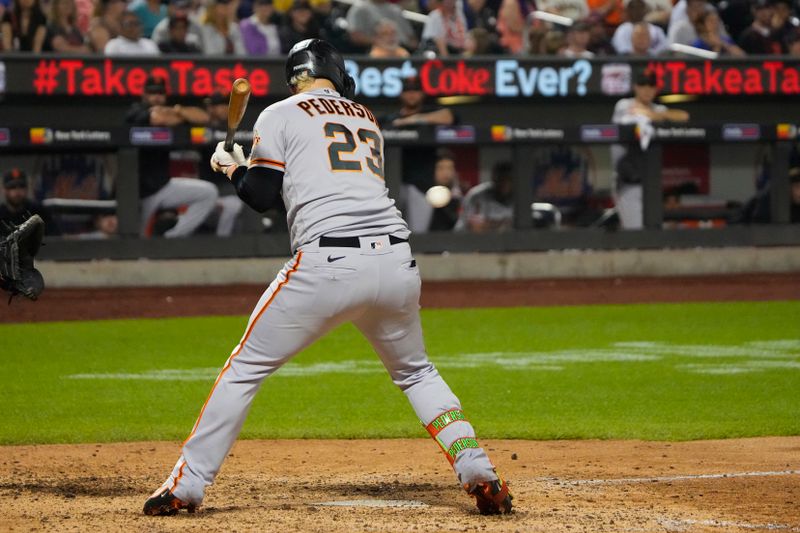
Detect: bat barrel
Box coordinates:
(224, 78, 252, 152)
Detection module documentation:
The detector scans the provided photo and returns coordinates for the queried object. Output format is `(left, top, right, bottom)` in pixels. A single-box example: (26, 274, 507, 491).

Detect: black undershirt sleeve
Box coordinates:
(229, 165, 284, 213)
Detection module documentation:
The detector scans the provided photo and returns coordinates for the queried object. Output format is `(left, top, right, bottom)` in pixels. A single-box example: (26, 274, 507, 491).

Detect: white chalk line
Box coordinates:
(310, 499, 428, 508)
(539, 469, 800, 486)
(659, 517, 800, 532)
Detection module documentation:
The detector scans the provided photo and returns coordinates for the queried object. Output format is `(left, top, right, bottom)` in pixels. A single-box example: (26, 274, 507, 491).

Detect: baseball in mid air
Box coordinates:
(426, 186, 452, 208)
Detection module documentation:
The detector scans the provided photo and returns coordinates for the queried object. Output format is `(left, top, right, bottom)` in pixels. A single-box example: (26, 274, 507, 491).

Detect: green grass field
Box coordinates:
(1, 301, 798, 445)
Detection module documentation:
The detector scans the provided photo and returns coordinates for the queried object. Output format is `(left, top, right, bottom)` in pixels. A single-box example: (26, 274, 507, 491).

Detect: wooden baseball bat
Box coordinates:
(224, 78, 252, 152)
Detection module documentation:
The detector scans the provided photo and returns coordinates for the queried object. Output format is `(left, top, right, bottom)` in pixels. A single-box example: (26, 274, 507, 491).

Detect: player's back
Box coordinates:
(250, 87, 409, 251)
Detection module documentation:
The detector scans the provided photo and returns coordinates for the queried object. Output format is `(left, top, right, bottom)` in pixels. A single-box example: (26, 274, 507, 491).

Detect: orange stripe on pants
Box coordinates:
(180, 252, 303, 450)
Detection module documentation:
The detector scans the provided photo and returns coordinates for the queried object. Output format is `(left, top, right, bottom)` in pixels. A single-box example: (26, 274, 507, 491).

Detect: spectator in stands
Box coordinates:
(125, 76, 218, 238)
(240, 0, 282, 55)
(738, 0, 783, 54)
(74, 0, 92, 35)
(587, 0, 624, 28)
(369, 18, 410, 56)
(561, 19, 594, 57)
(717, 0, 752, 39)
(196, 92, 245, 237)
(668, 0, 711, 47)
(200, 0, 245, 54)
(45, 0, 91, 52)
(692, 10, 745, 54)
(611, 70, 689, 230)
(314, 0, 352, 52)
(496, 0, 534, 54)
(1, 0, 47, 52)
(158, 14, 202, 52)
(534, 28, 567, 54)
(421, 0, 469, 56)
(464, 26, 506, 54)
(88, 0, 125, 52)
(105, 11, 160, 54)
(271, 0, 293, 14)
(642, 0, 671, 26)
(345, 0, 417, 53)
(668, 0, 689, 29)
(152, 0, 204, 50)
(128, 0, 166, 38)
(612, 0, 667, 54)
(586, 13, 615, 54)
(455, 161, 514, 233)
(786, 27, 800, 54)
(0, 169, 60, 236)
(278, 0, 319, 51)
(771, 0, 798, 51)
(466, 0, 502, 35)
(628, 20, 653, 54)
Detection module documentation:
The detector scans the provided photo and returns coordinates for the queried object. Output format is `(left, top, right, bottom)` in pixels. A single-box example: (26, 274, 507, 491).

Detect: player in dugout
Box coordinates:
(0, 169, 60, 236)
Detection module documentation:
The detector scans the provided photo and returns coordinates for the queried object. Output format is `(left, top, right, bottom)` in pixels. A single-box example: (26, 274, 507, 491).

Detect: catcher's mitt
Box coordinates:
(0, 214, 45, 301)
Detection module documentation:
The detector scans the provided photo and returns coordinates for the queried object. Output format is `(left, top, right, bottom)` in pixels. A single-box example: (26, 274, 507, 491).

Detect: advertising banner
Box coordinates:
(1, 56, 798, 100)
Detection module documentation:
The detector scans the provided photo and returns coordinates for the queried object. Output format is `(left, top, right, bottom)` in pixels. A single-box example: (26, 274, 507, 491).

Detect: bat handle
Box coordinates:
(223, 132, 235, 152)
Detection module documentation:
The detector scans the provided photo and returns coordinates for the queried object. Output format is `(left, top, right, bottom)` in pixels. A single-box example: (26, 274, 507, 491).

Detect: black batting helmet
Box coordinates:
(285, 38, 355, 99)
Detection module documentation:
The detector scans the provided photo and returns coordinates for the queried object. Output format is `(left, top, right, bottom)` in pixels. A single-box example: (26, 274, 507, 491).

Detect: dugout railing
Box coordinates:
(0, 122, 798, 261)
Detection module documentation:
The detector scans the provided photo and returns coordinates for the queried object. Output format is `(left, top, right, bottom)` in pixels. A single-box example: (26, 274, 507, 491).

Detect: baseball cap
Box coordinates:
(144, 75, 167, 94)
(401, 76, 423, 92)
(170, 0, 191, 6)
(3, 168, 28, 188)
(633, 69, 658, 86)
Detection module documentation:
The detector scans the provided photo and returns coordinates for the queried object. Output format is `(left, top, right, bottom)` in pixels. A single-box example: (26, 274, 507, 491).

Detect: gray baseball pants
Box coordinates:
(140, 178, 218, 238)
(158, 235, 498, 505)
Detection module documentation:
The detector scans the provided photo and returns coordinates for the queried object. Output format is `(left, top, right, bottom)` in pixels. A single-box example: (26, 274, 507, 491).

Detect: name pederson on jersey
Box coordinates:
(248, 87, 410, 252)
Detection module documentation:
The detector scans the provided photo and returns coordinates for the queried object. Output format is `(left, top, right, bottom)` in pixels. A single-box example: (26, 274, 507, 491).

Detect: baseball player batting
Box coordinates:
(143, 38, 512, 517)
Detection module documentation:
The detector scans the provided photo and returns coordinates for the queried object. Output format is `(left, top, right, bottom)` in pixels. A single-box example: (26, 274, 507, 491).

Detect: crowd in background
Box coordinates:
(1, 0, 800, 56)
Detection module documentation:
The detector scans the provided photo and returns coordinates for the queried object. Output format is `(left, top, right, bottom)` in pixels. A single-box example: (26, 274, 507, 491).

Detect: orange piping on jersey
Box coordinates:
(181, 252, 303, 449)
(250, 158, 286, 168)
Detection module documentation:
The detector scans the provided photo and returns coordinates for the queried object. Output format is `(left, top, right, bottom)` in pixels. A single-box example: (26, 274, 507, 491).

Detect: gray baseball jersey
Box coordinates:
(249, 87, 410, 252)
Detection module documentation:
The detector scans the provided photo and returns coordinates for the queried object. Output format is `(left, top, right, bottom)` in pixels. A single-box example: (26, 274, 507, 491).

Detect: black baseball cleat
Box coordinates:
(143, 487, 196, 516)
(467, 477, 513, 515)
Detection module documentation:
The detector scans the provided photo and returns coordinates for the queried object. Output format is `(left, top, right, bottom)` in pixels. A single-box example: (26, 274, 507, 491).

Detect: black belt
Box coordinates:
(319, 235, 408, 248)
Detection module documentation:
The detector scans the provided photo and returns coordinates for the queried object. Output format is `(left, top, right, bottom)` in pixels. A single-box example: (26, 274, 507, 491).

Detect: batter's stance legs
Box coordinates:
(145, 247, 511, 516)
